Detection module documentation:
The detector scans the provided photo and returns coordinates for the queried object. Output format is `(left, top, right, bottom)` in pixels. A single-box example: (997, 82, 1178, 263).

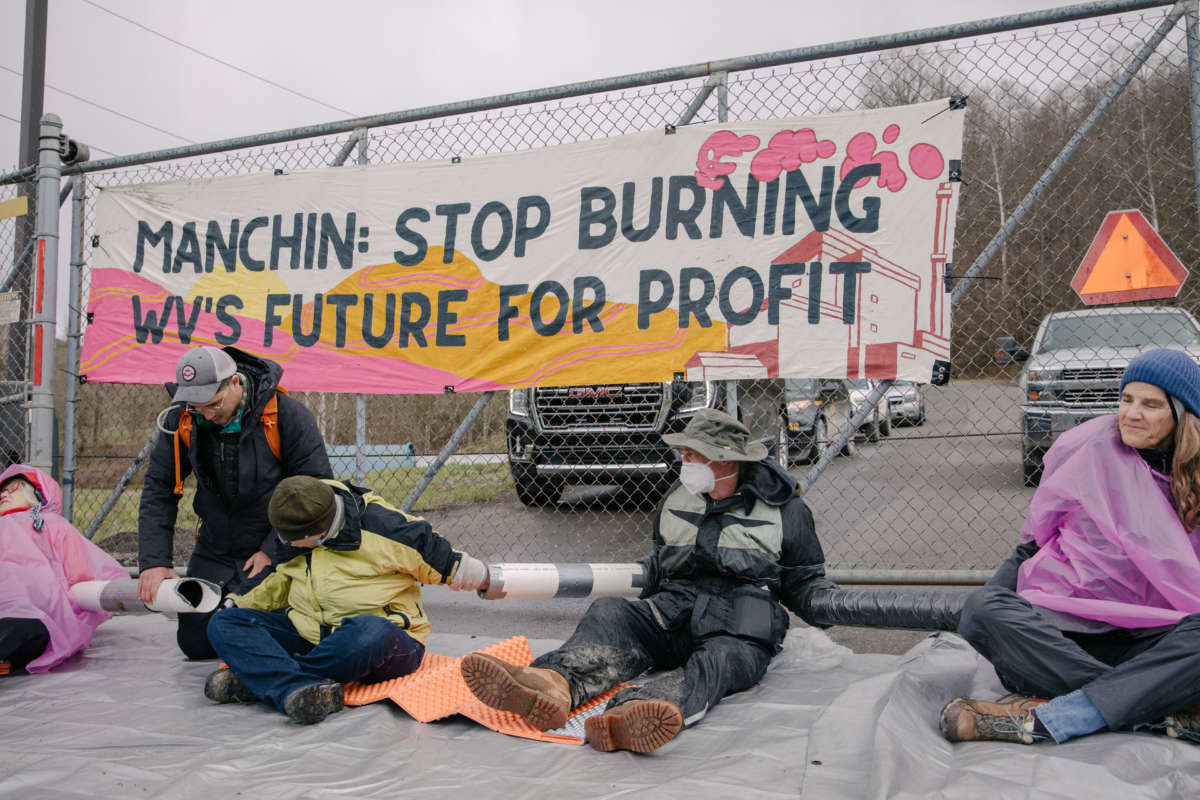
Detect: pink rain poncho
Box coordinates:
(0, 464, 127, 672)
(1017, 415, 1200, 629)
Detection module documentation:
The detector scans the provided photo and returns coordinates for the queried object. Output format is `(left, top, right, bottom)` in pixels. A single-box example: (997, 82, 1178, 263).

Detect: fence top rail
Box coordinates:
(0, 0, 1173, 187)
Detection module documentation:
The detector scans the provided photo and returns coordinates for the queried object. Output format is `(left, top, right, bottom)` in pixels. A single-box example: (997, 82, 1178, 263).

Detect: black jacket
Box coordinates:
(641, 459, 836, 651)
(138, 347, 332, 572)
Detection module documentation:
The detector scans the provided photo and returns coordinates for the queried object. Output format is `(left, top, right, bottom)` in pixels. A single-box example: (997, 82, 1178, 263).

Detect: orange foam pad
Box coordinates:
(343, 635, 618, 745)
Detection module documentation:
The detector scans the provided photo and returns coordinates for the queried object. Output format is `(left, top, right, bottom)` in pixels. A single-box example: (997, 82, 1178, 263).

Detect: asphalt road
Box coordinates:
(435, 379, 1033, 574)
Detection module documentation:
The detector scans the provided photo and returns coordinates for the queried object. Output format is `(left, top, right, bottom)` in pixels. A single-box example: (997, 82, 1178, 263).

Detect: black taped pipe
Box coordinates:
(806, 588, 967, 631)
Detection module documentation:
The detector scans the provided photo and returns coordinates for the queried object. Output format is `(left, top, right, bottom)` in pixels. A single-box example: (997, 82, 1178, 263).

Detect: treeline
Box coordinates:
(857, 34, 1198, 377)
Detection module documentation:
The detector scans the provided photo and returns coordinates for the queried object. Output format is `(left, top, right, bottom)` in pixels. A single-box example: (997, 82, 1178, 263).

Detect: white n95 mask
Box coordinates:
(679, 462, 716, 496)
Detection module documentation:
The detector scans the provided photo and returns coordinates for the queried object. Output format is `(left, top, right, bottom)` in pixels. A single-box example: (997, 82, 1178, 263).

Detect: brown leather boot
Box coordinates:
(460, 652, 571, 731)
(585, 698, 684, 753)
(939, 696, 1047, 744)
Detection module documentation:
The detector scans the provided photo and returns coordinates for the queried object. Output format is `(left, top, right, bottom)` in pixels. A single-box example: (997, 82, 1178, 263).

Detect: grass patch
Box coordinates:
(75, 462, 514, 542)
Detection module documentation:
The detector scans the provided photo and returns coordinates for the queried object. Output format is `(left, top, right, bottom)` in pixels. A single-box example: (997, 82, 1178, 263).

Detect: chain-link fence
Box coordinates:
(3, 1, 1197, 581)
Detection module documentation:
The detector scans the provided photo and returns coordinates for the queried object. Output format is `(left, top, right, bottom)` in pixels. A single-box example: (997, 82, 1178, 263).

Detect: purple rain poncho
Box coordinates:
(1017, 415, 1200, 629)
(0, 465, 127, 672)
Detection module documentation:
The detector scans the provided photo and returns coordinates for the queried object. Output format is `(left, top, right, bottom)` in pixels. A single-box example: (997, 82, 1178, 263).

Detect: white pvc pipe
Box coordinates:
(478, 562, 645, 600)
(70, 578, 222, 614)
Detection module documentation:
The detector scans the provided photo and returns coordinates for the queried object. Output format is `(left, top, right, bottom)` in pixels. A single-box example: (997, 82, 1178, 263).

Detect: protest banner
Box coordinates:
(81, 98, 964, 393)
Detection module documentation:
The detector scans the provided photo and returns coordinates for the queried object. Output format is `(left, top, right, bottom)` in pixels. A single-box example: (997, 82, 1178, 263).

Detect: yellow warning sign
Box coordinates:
(1071, 209, 1188, 305)
(0, 196, 28, 221)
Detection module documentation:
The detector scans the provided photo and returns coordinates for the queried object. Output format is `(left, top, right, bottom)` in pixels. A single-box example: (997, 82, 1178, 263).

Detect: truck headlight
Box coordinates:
(679, 381, 714, 412)
(1027, 386, 1056, 402)
(509, 389, 530, 417)
(1027, 369, 1062, 382)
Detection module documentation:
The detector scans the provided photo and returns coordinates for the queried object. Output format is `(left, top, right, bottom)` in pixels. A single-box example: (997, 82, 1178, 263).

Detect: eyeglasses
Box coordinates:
(186, 386, 227, 415)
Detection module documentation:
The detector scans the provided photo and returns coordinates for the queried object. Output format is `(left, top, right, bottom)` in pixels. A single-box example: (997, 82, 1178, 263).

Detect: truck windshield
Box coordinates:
(1038, 313, 1199, 353)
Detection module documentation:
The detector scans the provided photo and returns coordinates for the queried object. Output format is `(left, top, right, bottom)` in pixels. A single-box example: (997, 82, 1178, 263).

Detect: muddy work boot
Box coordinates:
(282, 682, 345, 725)
(939, 696, 1047, 745)
(203, 667, 257, 704)
(460, 652, 571, 731)
(585, 698, 684, 753)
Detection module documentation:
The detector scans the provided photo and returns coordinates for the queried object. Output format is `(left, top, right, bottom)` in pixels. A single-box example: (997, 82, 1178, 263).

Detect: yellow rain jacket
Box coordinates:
(230, 479, 463, 645)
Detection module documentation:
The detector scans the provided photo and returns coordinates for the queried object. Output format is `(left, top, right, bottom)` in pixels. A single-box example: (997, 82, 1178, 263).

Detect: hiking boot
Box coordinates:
(203, 667, 256, 704)
(1163, 710, 1200, 744)
(585, 698, 684, 753)
(460, 652, 571, 731)
(283, 682, 345, 725)
(939, 696, 1047, 744)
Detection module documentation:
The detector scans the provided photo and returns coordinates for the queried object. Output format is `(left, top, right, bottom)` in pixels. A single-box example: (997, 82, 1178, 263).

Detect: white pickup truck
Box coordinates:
(996, 305, 1200, 486)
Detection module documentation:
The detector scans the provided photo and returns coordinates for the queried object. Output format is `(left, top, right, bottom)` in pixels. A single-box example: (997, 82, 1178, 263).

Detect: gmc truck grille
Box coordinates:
(1061, 367, 1124, 381)
(533, 383, 666, 431)
(1060, 388, 1119, 406)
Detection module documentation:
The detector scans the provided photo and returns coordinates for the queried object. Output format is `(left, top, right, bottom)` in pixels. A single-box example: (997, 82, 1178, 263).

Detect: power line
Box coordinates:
(80, 0, 359, 118)
(0, 111, 20, 125)
(0, 63, 195, 143)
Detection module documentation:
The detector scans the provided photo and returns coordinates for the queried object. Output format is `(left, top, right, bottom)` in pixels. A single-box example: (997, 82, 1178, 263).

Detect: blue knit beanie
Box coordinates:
(1119, 348, 1200, 419)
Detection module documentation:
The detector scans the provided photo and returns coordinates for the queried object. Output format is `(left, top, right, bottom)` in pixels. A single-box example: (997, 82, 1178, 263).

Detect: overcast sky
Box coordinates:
(0, 0, 1082, 169)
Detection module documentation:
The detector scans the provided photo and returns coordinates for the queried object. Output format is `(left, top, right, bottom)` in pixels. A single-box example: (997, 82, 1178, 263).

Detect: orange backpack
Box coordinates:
(172, 388, 287, 495)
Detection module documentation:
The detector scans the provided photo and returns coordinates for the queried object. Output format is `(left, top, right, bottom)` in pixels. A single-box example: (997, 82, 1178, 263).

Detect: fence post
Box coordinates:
(29, 113, 64, 472)
(355, 127, 370, 484)
(62, 175, 84, 518)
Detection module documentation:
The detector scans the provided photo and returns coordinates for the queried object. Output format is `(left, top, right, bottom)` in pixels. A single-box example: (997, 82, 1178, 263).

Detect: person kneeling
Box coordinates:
(204, 475, 487, 724)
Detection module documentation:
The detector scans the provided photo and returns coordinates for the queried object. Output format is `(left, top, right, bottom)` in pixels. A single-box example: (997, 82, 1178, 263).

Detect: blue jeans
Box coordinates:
(207, 609, 424, 710)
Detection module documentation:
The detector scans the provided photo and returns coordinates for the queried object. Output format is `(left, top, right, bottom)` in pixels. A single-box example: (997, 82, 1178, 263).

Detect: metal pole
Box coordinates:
(950, 2, 1185, 305)
(62, 175, 84, 519)
(1186, 0, 1200, 233)
(84, 430, 156, 540)
(2, 183, 73, 294)
(355, 127, 369, 485)
(10, 1, 46, 392)
(402, 392, 494, 511)
(28, 113, 63, 472)
(799, 380, 892, 495)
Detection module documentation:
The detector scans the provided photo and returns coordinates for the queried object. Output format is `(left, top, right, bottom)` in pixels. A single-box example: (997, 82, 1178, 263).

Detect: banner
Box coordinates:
(81, 98, 964, 393)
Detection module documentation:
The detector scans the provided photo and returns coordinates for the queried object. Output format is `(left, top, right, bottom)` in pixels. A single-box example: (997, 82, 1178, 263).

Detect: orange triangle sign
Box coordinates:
(1071, 210, 1188, 305)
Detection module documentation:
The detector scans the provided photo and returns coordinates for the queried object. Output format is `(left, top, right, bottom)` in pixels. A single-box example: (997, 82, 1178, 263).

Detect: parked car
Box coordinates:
(784, 378, 858, 462)
(886, 380, 927, 426)
(844, 378, 891, 441)
(506, 378, 787, 507)
(996, 305, 1200, 486)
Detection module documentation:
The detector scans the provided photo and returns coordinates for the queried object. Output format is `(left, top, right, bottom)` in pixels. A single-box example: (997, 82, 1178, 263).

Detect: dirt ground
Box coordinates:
(99, 529, 195, 569)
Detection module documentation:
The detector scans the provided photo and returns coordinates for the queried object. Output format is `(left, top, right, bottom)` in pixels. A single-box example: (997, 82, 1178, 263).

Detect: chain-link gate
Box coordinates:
(2, 0, 1196, 582)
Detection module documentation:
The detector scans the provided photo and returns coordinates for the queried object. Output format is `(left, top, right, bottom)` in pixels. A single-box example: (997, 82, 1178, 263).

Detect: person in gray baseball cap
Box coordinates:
(461, 406, 835, 753)
(137, 346, 333, 660)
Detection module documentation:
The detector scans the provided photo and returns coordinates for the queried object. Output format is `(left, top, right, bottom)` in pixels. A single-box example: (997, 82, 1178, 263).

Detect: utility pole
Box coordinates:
(9, 0, 48, 466)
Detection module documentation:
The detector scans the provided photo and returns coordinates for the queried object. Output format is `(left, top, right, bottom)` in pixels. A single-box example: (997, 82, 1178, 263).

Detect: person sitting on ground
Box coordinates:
(203, 475, 489, 725)
(941, 348, 1200, 746)
(0, 465, 128, 676)
(460, 407, 836, 753)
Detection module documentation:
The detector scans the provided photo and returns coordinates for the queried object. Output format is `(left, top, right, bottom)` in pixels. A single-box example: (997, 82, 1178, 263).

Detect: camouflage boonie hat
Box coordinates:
(662, 407, 769, 462)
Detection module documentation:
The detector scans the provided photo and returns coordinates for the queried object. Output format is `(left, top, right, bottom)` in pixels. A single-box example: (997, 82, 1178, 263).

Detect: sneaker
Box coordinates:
(939, 696, 1046, 744)
(585, 698, 684, 753)
(283, 682, 345, 725)
(203, 667, 256, 704)
(460, 652, 571, 731)
(1163, 710, 1200, 744)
